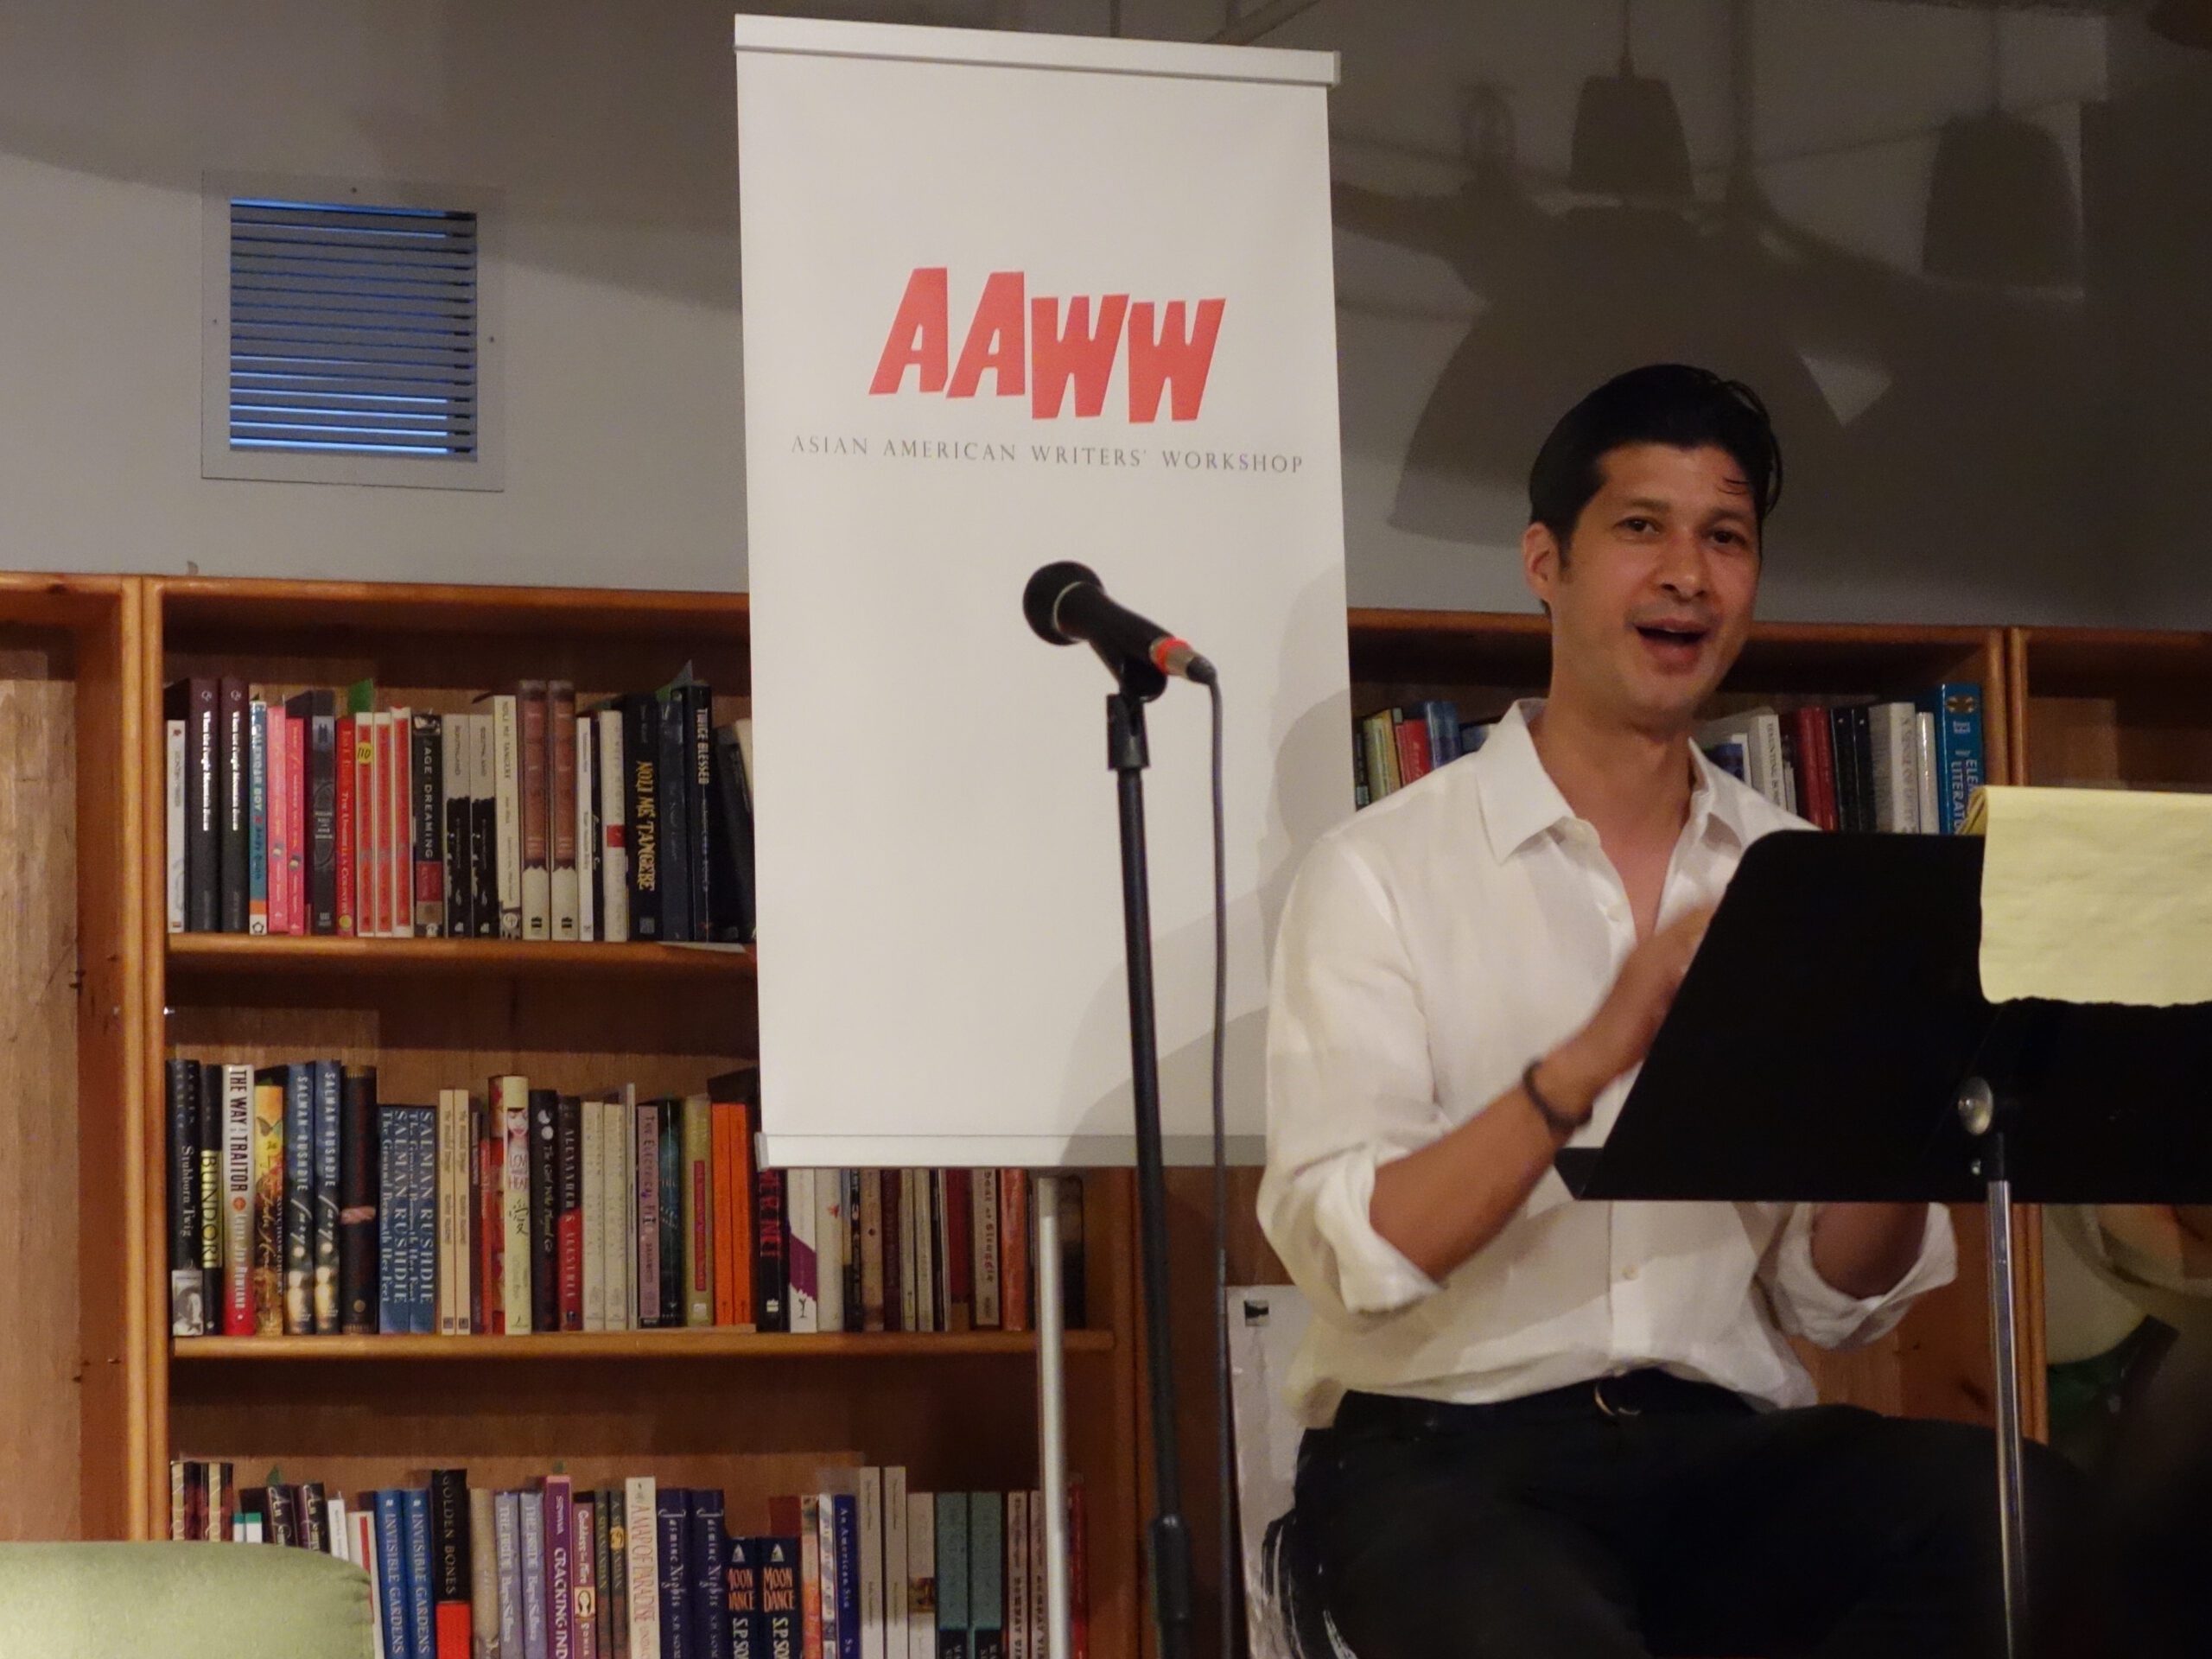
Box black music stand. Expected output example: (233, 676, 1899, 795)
(1554, 830, 2212, 1658)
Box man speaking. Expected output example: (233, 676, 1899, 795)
(1262, 365, 2054, 1657)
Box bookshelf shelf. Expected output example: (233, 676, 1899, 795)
(166, 932, 758, 981)
(173, 1330, 1113, 1362)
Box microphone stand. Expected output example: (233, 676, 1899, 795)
(1104, 652, 1194, 1659)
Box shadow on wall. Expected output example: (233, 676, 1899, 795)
(1325, 3, 2212, 627)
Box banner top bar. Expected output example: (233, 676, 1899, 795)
(730, 13, 1339, 89)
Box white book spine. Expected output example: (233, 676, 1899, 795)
(576, 716, 596, 943)
(499, 1078, 533, 1334)
(817, 1169, 847, 1333)
(621, 1083, 639, 1329)
(166, 719, 186, 931)
(582, 1095, 607, 1332)
(860, 1467, 887, 1659)
(906, 1494, 937, 1659)
(1915, 711, 1941, 836)
(788, 1168, 819, 1333)
(354, 1510, 387, 1659)
(1872, 703, 1918, 833)
(597, 707, 630, 942)
(974, 1170, 1001, 1329)
(1753, 711, 1789, 812)
(493, 695, 522, 938)
(884, 1467, 910, 1659)
(626, 1475, 661, 1659)
(327, 1496, 350, 1562)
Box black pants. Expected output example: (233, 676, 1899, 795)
(1292, 1371, 2082, 1659)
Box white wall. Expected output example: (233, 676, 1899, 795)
(0, 0, 2197, 624)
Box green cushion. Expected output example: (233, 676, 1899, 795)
(0, 1543, 373, 1659)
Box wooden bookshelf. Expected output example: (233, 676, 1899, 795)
(0, 574, 144, 1544)
(126, 575, 1145, 1659)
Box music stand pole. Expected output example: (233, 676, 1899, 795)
(1956, 1077, 2031, 1658)
(1105, 665, 1194, 1659)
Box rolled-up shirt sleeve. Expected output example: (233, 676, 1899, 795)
(1256, 834, 1446, 1327)
(1761, 1201, 1958, 1350)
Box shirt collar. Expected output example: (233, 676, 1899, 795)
(1473, 698, 1751, 863)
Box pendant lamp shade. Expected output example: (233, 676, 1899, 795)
(1569, 70, 1694, 202)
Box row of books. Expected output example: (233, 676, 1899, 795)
(1351, 685, 1986, 834)
(163, 673, 755, 944)
(1694, 686, 1986, 834)
(167, 1462, 1087, 1659)
(166, 1059, 1080, 1339)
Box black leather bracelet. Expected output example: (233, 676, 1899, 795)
(1522, 1058, 1587, 1141)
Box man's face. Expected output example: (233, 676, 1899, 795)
(1522, 442, 1760, 734)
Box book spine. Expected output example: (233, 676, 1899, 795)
(1922, 682, 1985, 835)
(473, 1096, 493, 1335)
(378, 1491, 414, 1659)
(660, 1491, 694, 1659)
(302, 692, 335, 933)
(883, 1470, 909, 1659)
(524, 1485, 551, 1659)
(263, 700, 284, 935)
(498, 1491, 525, 1659)
(334, 711, 357, 934)
(971, 1173, 998, 1330)
(550, 681, 579, 940)
(932, 1496, 967, 1659)
(712, 720, 757, 945)
(755, 1164, 787, 1334)
(728, 1535, 760, 1659)
(694, 1490, 731, 1659)
(531, 1090, 561, 1332)
(579, 716, 598, 944)
(438, 1091, 462, 1337)
(314, 1058, 342, 1333)
(1025, 1496, 1044, 1659)
(576, 1496, 602, 1659)
(815, 1173, 845, 1335)
(844, 1173, 863, 1334)
(726, 1088, 757, 1330)
(378, 1105, 404, 1335)
(858, 1471, 885, 1659)
(583, 1095, 607, 1332)
(626, 696, 661, 940)
(558, 1093, 586, 1331)
(500, 1077, 533, 1336)
(288, 708, 308, 934)
(903, 1499, 934, 1659)
(607, 1090, 634, 1332)
(548, 1478, 576, 1659)
(471, 713, 498, 936)
(658, 1105, 683, 1324)
(606, 1487, 631, 1659)
(414, 711, 446, 936)
(657, 692, 692, 942)
(165, 718, 186, 932)
(711, 1101, 738, 1327)
(943, 1172, 971, 1333)
(626, 1478, 662, 1659)
(387, 708, 412, 938)
(430, 1469, 474, 1659)
(367, 710, 390, 938)
(763, 1538, 800, 1659)
(998, 1174, 1028, 1335)
(442, 713, 471, 938)
(831, 1496, 860, 1659)
(965, 1496, 998, 1659)
(220, 677, 249, 931)
(598, 708, 631, 942)
(898, 1172, 920, 1334)
(186, 679, 220, 931)
(406, 1487, 436, 1659)
(684, 1096, 715, 1326)
(494, 695, 523, 938)
(1916, 710, 1941, 836)
(801, 1498, 823, 1659)
(520, 682, 550, 940)
(471, 1487, 500, 1659)
(255, 1068, 288, 1335)
(687, 684, 714, 941)
(637, 1100, 662, 1327)
(787, 1170, 818, 1334)
(168, 1061, 202, 1334)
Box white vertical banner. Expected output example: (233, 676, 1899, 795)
(735, 16, 1350, 1168)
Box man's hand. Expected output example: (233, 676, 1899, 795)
(1541, 903, 1719, 1120)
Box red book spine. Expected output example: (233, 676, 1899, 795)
(480, 1116, 505, 1335)
(711, 1103, 739, 1326)
(373, 714, 396, 938)
(728, 1099, 757, 1328)
(944, 1169, 974, 1332)
(356, 714, 378, 936)
(266, 709, 289, 937)
(334, 715, 357, 935)
(1793, 705, 1838, 830)
(1394, 710, 1431, 784)
(558, 1203, 585, 1332)
(287, 711, 308, 933)
(1000, 1170, 1030, 1333)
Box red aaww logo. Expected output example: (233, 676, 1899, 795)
(870, 268, 1225, 423)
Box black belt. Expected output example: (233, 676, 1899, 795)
(1334, 1369, 1751, 1434)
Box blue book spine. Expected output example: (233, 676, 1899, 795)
(496, 1491, 525, 1659)
(693, 1490, 732, 1659)
(377, 1107, 402, 1333)
(376, 1490, 414, 1659)
(967, 1492, 1001, 1659)
(522, 1487, 550, 1659)
(760, 1535, 799, 1659)
(410, 1105, 438, 1335)
(934, 1495, 969, 1659)
(659, 1488, 694, 1659)
(405, 1486, 435, 1659)
(249, 701, 268, 923)
(313, 1058, 342, 1332)
(1916, 682, 1985, 836)
(832, 1496, 861, 1659)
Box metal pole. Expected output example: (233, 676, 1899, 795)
(1984, 1135, 2028, 1659)
(1035, 1174, 1075, 1659)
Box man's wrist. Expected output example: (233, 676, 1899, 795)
(1535, 1041, 1609, 1126)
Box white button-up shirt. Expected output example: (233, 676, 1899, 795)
(1259, 700, 1956, 1427)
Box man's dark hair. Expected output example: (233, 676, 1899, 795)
(1527, 363, 1783, 553)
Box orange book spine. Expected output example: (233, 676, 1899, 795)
(1000, 1169, 1030, 1332)
(711, 1103, 739, 1326)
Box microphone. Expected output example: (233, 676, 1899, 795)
(1022, 562, 1216, 686)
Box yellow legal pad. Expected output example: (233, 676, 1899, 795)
(1964, 785, 2212, 1007)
